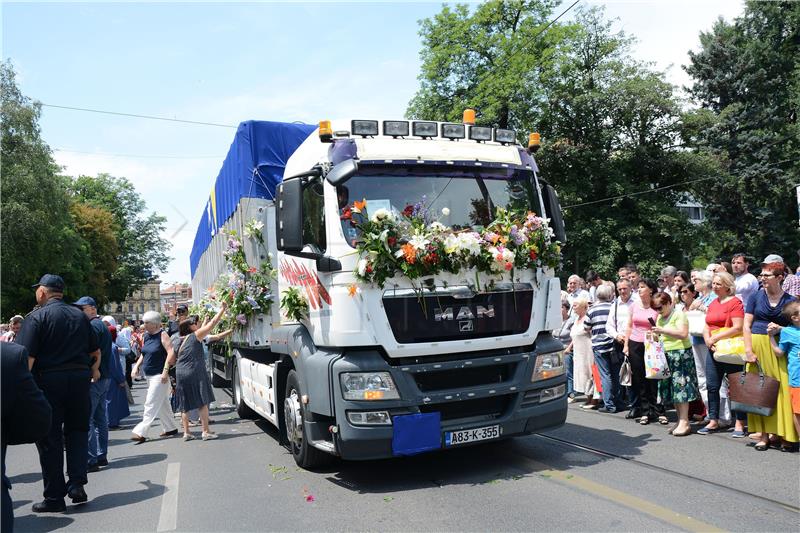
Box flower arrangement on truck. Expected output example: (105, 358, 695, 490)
(189, 111, 568, 468)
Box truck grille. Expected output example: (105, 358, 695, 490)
(413, 363, 516, 392)
(382, 284, 533, 344)
(419, 395, 512, 421)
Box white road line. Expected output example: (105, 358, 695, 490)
(157, 462, 181, 532)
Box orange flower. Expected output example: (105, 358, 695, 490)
(348, 284, 358, 297)
(353, 198, 367, 212)
(401, 243, 416, 264)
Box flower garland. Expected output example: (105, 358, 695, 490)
(194, 223, 276, 334)
(348, 200, 561, 290)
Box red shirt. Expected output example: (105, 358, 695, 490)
(705, 297, 744, 331)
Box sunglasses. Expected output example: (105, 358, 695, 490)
(680, 289, 691, 294)
(652, 306, 663, 311)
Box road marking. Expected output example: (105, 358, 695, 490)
(157, 462, 181, 532)
(523, 458, 725, 533)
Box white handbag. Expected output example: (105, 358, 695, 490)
(686, 309, 706, 337)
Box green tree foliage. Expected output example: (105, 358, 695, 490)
(1, 60, 91, 315)
(407, 0, 575, 131)
(1, 61, 170, 316)
(69, 173, 171, 303)
(408, 4, 711, 277)
(683, 1, 800, 264)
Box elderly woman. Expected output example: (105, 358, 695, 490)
(175, 303, 232, 441)
(130, 311, 178, 442)
(689, 272, 717, 412)
(699, 272, 747, 437)
(624, 279, 663, 424)
(651, 292, 699, 436)
(569, 298, 595, 406)
(586, 284, 622, 412)
(743, 261, 798, 451)
(554, 301, 576, 400)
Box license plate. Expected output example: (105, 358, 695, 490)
(444, 425, 500, 446)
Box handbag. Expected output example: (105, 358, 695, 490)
(644, 332, 671, 380)
(619, 356, 632, 387)
(712, 314, 746, 365)
(686, 309, 706, 337)
(728, 359, 779, 416)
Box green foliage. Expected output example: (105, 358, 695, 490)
(280, 287, 308, 323)
(407, 0, 575, 132)
(683, 1, 800, 265)
(69, 173, 171, 302)
(1, 60, 91, 316)
(69, 202, 120, 305)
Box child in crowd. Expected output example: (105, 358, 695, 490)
(771, 300, 800, 438)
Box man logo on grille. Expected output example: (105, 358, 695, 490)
(434, 305, 495, 321)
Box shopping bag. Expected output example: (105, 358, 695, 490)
(644, 333, 670, 380)
(591, 363, 603, 394)
(619, 356, 632, 387)
(686, 309, 706, 337)
(728, 359, 779, 416)
(712, 327, 746, 365)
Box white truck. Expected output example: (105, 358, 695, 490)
(190, 116, 568, 468)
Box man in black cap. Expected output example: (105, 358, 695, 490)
(167, 304, 188, 337)
(75, 296, 113, 472)
(16, 274, 100, 512)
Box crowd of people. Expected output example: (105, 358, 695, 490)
(0, 275, 231, 527)
(557, 253, 800, 451)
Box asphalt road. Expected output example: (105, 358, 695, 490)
(6, 381, 799, 532)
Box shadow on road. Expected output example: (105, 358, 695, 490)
(13, 514, 74, 532)
(105, 453, 168, 470)
(12, 499, 31, 510)
(68, 480, 166, 513)
(321, 422, 650, 495)
(8, 472, 40, 485)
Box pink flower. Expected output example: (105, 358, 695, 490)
(236, 314, 247, 325)
(305, 494, 315, 502)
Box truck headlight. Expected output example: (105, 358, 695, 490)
(340, 372, 400, 400)
(531, 351, 564, 382)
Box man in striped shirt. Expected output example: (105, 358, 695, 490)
(585, 283, 621, 413)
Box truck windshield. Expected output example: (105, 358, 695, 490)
(336, 166, 542, 248)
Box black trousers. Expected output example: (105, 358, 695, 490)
(627, 340, 664, 418)
(35, 369, 90, 501)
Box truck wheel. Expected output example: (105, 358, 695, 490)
(233, 359, 257, 419)
(211, 368, 227, 388)
(284, 370, 330, 469)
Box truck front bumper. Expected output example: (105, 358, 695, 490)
(328, 339, 567, 461)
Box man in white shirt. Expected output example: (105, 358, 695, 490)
(566, 274, 590, 311)
(732, 253, 759, 304)
(606, 279, 637, 415)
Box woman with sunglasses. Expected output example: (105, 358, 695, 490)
(174, 303, 233, 441)
(651, 292, 699, 436)
(624, 278, 663, 424)
(743, 260, 798, 451)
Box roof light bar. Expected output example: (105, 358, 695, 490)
(351, 120, 379, 137)
(468, 126, 492, 142)
(494, 128, 516, 145)
(412, 121, 438, 138)
(383, 120, 409, 138)
(441, 123, 465, 140)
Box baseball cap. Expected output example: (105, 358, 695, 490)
(31, 274, 65, 291)
(762, 254, 784, 264)
(177, 304, 189, 313)
(74, 296, 97, 308)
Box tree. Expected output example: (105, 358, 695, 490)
(683, 1, 800, 263)
(407, 0, 575, 131)
(70, 202, 120, 305)
(1, 60, 91, 316)
(69, 173, 171, 303)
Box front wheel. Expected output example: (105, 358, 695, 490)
(284, 370, 330, 469)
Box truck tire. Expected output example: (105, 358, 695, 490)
(232, 359, 257, 420)
(284, 370, 331, 469)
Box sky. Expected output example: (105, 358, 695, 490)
(3, 0, 744, 286)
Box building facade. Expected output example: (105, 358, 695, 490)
(161, 283, 193, 316)
(104, 279, 162, 325)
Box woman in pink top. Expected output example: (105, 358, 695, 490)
(624, 279, 664, 424)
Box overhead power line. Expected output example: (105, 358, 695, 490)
(53, 148, 220, 159)
(40, 103, 237, 129)
(562, 176, 716, 209)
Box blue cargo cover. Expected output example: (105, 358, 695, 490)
(190, 120, 316, 277)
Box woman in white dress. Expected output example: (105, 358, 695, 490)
(568, 298, 595, 405)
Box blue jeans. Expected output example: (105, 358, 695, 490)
(564, 351, 574, 395)
(594, 349, 623, 410)
(88, 378, 111, 465)
(704, 350, 747, 422)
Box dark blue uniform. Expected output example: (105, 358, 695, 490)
(16, 297, 99, 504)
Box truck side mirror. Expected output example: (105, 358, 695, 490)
(276, 178, 304, 252)
(543, 183, 567, 244)
(325, 159, 358, 186)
